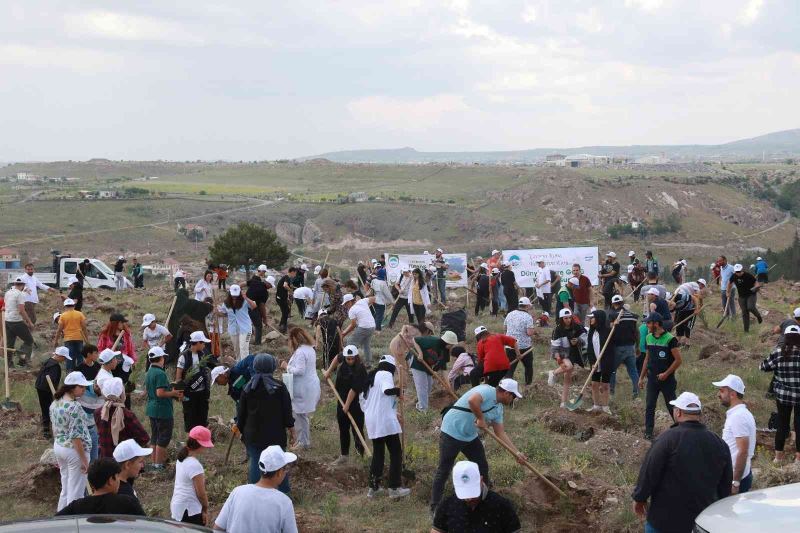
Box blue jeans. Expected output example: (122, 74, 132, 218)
(610, 345, 639, 396)
(246, 444, 290, 494)
(644, 522, 660, 533)
(64, 340, 84, 371)
(739, 471, 753, 493)
(498, 283, 507, 311)
(374, 304, 386, 331)
(437, 277, 447, 303)
(88, 424, 99, 462)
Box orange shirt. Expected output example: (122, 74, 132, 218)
(59, 309, 86, 341)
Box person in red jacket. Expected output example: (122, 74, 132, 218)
(475, 326, 520, 387)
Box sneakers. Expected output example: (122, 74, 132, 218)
(585, 405, 599, 413)
(559, 402, 567, 409)
(367, 487, 384, 498)
(388, 487, 411, 499)
(601, 406, 612, 415)
(331, 455, 348, 466)
(547, 371, 556, 387)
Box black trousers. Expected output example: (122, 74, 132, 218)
(182, 396, 209, 433)
(249, 307, 263, 344)
(430, 433, 489, 509)
(37, 388, 53, 431)
(388, 298, 413, 327)
(738, 295, 762, 333)
(277, 299, 290, 331)
(413, 304, 426, 326)
(180, 510, 204, 525)
(174, 277, 186, 290)
(134, 275, 144, 289)
(337, 405, 365, 456)
(504, 288, 518, 311)
(506, 347, 533, 385)
(645, 375, 676, 437)
(4, 321, 33, 364)
(295, 298, 307, 319)
(775, 402, 800, 453)
(475, 291, 489, 316)
(370, 433, 402, 489)
(217, 278, 227, 290)
(483, 369, 506, 387)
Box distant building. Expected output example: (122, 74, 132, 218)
(564, 154, 610, 167)
(348, 191, 368, 202)
(0, 248, 21, 270)
(15, 172, 41, 182)
(634, 155, 671, 165)
(97, 190, 118, 199)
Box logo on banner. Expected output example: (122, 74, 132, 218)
(388, 256, 400, 268)
(509, 254, 521, 266)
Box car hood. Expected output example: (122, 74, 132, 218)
(695, 482, 800, 531)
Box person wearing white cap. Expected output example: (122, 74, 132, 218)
(732, 262, 762, 333)
(113, 256, 127, 291)
(214, 445, 299, 533)
(754, 255, 769, 283)
(632, 391, 732, 533)
(639, 313, 683, 440)
(95, 377, 150, 459)
(323, 345, 368, 465)
(360, 354, 411, 499)
(432, 460, 521, 533)
(53, 297, 87, 370)
(342, 292, 378, 365)
(672, 281, 702, 347)
(548, 308, 586, 407)
(34, 346, 71, 438)
(3, 276, 34, 367)
(50, 371, 93, 511)
(279, 328, 321, 449)
(433, 249, 449, 305)
(670, 258, 687, 285)
(221, 283, 256, 360)
(713, 375, 756, 493)
(113, 439, 153, 501)
(95, 348, 121, 393)
(66, 275, 84, 311)
(774, 307, 800, 347)
(760, 325, 800, 464)
(407, 330, 459, 412)
(142, 313, 172, 351)
(431, 378, 525, 514)
(599, 252, 621, 309)
(645, 286, 673, 331)
(628, 250, 637, 262)
(504, 297, 535, 386)
(194, 270, 215, 302)
(176, 331, 214, 431)
(173, 265, 187, 291)
(55, 457, 145, 517)
(639, 271, 666, 317)
(387, 268, 415, 328)
(145, 346, 182, 470)
(717, 255, 737, 319)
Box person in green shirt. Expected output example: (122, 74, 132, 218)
(557, 280, 574, 312)
(409, 331, 458, 412)
(145, 347, 183, 469)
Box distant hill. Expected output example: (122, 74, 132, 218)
(299, 129, 800, 164)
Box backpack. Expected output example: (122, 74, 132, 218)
(440, 309, 467, 342)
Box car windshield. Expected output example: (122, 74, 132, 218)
(92, 260, 115, 277)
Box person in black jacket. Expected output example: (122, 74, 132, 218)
(324, 344, 368, 466)
(732, 264, 762, 333)
(246, 269, 269, 345)
(175, 331, 215, 432)
(56, 458, 145, 517)
(67, 276, 84, 312)
(275, 268, 296, 333)
(632, 392, 731, 533)
(35, 347, 71, 438)
(474, 266, 490, 316)
(237, 354, 295, 491)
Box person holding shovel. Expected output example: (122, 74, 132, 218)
(430, 378, 524, 517)
(388, 268, 415, 328)
(504, 297, 535, 387)
(3, 276, 34, 367)
(341, 293, 377, 365)
(145, 346, 182, 471)
(323, 344, 368, 466)
(638, 313, 682, 440)
(176, 331, 214, 432)
(34, 346, 71, 438)
(585, 309, 613, 414)
(475, 326, 520, 387)
(548, 309, 587, 408)
(732, 263, 762, 333)
(408, 330, 458, 412)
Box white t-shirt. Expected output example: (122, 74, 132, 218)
(3, 288, 26, 322)
(361, 370, 401, 439)
(292, 287, 313, 301)
(177, 352, 201, 370)
(215, 484, 298, 533)
(194, 279, 214, 301)
(170, 456, 205, 521)
(143, 324, 171, 348)
(535, 268, 551, 295)
(348, 298, 376, 329)
(20, 272, 49, 304)
(722, 403, 756, 479)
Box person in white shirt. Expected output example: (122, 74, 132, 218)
(171, 426, 214, 525)
(173, 267, 187, 291)
(713, 374, 756, 494)
(21, 263, 57, 325)
(292, 286, 314, 321)
(214, 446, 299, 533)
(279, 328, 321, 449)
(194, 270, 215, 301)
(141, 313, 172, 349)
(360, 354, 411, 499)
(3, 277, 35, 366)
(341, 294, 377, 365)
(504, 297, 535, 386)
(534, 260, 551, 314)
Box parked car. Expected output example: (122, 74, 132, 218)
(0, 516, 210, 532)
(3, 255, 123, 290)
(694, 482, 800, 532)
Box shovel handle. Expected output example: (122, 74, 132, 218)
(325, 377, 372, 457)
(573, 314, 622, 400)
(485, 428, 565, 497)
(224, 429, 236, 465)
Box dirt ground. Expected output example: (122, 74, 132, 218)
(0, 278, 797, 531)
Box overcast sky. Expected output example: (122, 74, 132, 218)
(2, 0, 799, 161)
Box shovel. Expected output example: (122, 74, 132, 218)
(716, 296, 733, 329)
(325, 376, 372, 457)
(1, 311, 20, 411)
(565, 315, 620, 412)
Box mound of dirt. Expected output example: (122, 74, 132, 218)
(291, 457, 367, 492)
(539, 408, 627, 438)
(14, 463, 60, 502)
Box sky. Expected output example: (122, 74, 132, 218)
(2, 0, 799, 161)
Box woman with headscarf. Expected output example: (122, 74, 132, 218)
(360, 354, 410, 499)
(371, 265, 394, 331)
(761, 325, 800, 462)
(322, 278, 347, 326)
(94, 377, 150, 458)
(585, 309, 614, 414)
(280, 327, 321, 450)
(407, 268, 430, 327)
(237, 354, 295, 490)
(548, 309, 587, 409)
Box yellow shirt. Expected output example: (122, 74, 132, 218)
(59, 309, 85, 341)
(412, 284, 423, 306)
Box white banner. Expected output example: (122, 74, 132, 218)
(502, 247, 599, 288)
(384, 253, 468, 288)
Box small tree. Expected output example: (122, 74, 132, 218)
(208, 222, 289, 277)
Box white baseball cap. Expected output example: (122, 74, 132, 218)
(491, 268, 500, 274)
(784, 324, 800, 335)
(480, 262, 489, 269)
(343, 345, 359, 357)
(712, 374, 745, 395)
(370, 259, 378, 264)
(342, 293, 355, 304)
(502, 261, 511, 267)
(259, 445, 297, 473)
(669, 391, 702, 413)
(733, 264, 743, 272)
(568, 277, 579, 285)
(64, 371, 92, 387)
(491, 249, 500, 255)
(141, 313, 156, 327)
(680, 259, 687, 266)
(627, 265, 634, 273)
(211, 366, 229, 384)
(257, 264, 268, 272)
(13, 276, 24, 284)
(793, 307, 800, 319)
(67, 276, 79, 285)
(63, 298, 76, 307)
(436, 248, 443, 253)
(558, 308, 572, 318)
(441, 331, 458, 345)
(118, 255, 124, 260)
(379, 354, 396, 366)
(53, 346, 72, 360)
(452, 461, 481, 499)
(474, 325, 488, 337)
(611, 295, 624, 304)
(628, 251, 636, 257)
(756, 256, 763, 261)
(300, 263, 308, 271)
(606, 251, 617, 258)
(647, 287, 660, 296)
(665, 291, 672, 299)
(148, 346, 166, 360)
(98, 348, 120, 364)
(317, 308, 328, 317)
(101, 377, 125, 398)
(423, 251, 430, 255)
(265, 275, 276, 286)
(697, 278, 707, 287)
(229, 284, 242, 296)
(190, 331, 211, 343)
(314, 265, 322, 274)
(518, 297, 531, 307)
(113, 439, 153, 463)
(498, 378, 523, 399)
(543, 312, 549, 317)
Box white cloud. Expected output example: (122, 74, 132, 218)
(575, 8, 605, 33)
(346, 94, 470, 130)
(624, 0, 665, 11)
(738, 0, 764, 25)
(521, 4, 538, 23)
(0, 43, 120, 71)
(64, 10, 205, 45)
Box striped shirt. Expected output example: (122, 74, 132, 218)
(760, 345, 800, 405)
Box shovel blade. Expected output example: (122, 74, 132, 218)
(565, 393, 584, 411)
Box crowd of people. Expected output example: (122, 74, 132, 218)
(1, 246, 797, 532)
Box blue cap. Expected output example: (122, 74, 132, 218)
(645, 313, 664, 324)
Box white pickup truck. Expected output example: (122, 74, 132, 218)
(4, 256, 127, 290)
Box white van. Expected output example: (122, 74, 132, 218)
(694, 482, 800, 532)
(5, 256, 125, 290)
